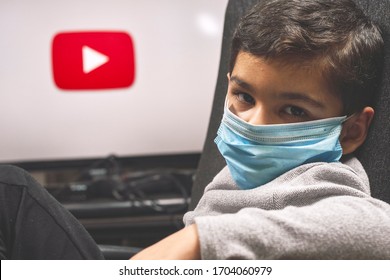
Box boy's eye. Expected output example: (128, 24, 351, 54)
(236, 92, 255, 105)
(283, 106, 307, 118)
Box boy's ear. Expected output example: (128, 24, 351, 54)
(340, 107, 374, 155)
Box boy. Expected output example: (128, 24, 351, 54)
(131, 0, 390, 259)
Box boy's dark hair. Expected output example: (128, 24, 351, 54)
(230, 0, 384, 115)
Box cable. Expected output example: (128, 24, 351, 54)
(112, 171, 191, 214)
(47, 155, 194, 215)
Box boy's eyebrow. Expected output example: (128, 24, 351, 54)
(229, 76, 255, 92)
(278, 92, 325, 109)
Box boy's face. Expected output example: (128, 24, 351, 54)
(227, 51, 344, 125)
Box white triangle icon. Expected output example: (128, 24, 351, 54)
(82, 45, 109, 74)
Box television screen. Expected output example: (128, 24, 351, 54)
(0, 0, 227, 164)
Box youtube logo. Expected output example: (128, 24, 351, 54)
(52, 31, 135, 90)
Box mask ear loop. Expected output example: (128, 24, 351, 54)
(342, 113, 356, 124)
(225, 94, 242, 116)
(224, 95, 230, 109)
(224, 95, 235, 114)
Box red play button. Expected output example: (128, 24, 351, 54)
(52, 31, 135, 90)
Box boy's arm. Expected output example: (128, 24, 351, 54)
(192, 197, 390, 259)
(130, 224, 200, 260)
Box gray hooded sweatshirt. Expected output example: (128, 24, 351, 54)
(183, 156, 390, 259)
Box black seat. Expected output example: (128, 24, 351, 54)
(189, 0, 390, 210)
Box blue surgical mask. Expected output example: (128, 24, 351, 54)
(215, 103, 347, 190)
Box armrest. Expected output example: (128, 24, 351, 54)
(98, 244, 142, 260)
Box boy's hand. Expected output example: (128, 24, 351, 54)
(130, 224, 201, 260)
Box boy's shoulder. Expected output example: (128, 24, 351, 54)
(278, 155, 370, 194)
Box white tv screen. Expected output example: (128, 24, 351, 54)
(0, 0, 228, 163)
